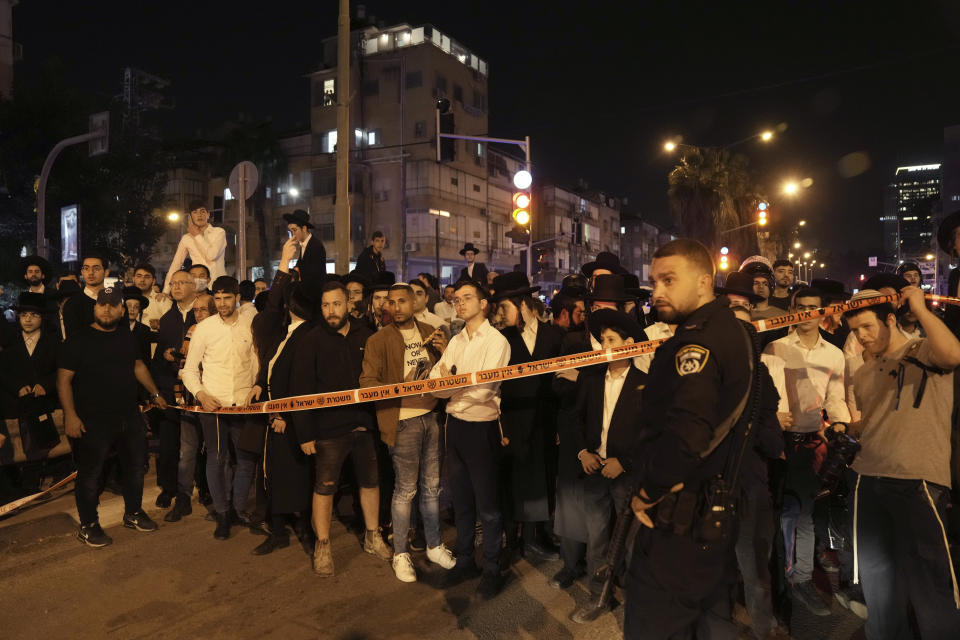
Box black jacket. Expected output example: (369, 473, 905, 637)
(741, 362, 784, 493)
(458, 262, 489, 286)
(574, 363, 647, 471)
(129, 321, 154, 365)
(500, 321, 563, 455)
(354, 246, 385, 279)
(629, 298, 752, 500)
(296, 236, 327, 287)
(0, 331, 60, 418)
(150, 304, 195, 396)
(291, 317, 374, 444)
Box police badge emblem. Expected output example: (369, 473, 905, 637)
(675, 345, 709, 376)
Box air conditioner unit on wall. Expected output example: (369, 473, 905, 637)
(404, 242, 420, 252)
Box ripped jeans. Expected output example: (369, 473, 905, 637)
(389, 412, 442, 554)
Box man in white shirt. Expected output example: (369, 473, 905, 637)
(238, 280, 257, 322)
(133, 264, 172, 332)
(434, 285, 457, 322)
(181, 276, 259, 541)
(762, 286, 850, 616)
(408, 279, 447, 329)
(163, 203, 227, 292)
(429, 279, 510, 599)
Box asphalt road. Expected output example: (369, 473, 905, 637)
(0, 470, 865, 640)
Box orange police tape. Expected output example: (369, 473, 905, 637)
(0, 471, 78, 516)
(178, 292, 906, 416)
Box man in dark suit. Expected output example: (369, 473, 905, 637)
(284, 209, 326, 286)
(0, 292, 60, 495)
(20, 255, 60, 338)
(570, 308, 647, 623)
(458, 242, 489, 285)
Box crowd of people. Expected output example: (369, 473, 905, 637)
(2, 201, 960, 639)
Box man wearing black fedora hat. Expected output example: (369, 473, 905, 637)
(20, 254, 59, 336)
(284, 209, 327, 287)
(580, 251, 628, 291)
(122, 286, 154, 365)
(490, 271, 563, 562)
(368, 271, 397, 329)
(569, 308, 647, 623)
(458, 242, 489, 285)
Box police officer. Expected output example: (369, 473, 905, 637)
(625, 238, 754, 638)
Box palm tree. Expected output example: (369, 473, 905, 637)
(667, 147, 762, 260)
(215, 120, 288, 280)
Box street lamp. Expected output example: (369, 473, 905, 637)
(167, 211, 180, 222)
(663, 141, 677, 152)
(925, 253, 935, 260)
(760, 130, 774, 142)
(798, 219, 806, 226)
(289, 187, 300, 198)
(783, 181, 800, 196)
(794, 241, 801, 249)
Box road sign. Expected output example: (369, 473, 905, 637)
(868, 256, 878, 267)
(228, 161, 259, 199)
(88, 112, 109, 157)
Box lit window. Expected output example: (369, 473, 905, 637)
(368, 131, 377, 145)
(323, 130, 337, 153)
(355, 128, 363, 145)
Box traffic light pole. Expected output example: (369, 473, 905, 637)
(436, 130, 532, 277)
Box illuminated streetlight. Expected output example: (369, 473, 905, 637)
(760, 130, 774, 142)
(820, 263, 825, 268)
(794, 241, 801, 249)
(783, 181, 800, 196)
(798, 219, 806, 226)
(167, 211, 180, 222)
(663, 141, 677, 152)
(788, 252, 794, 258)
(925, 253, 935, 260)
(804, 252, 811, 259)
(289, 187, 300, 198)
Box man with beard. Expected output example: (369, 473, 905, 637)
(625, 238, 755, 638)
(769, 259, 795, 311)
(58, 287, 168, 547)
(181, 276, 260, 541)
(292, 281, 393, 576)
(133, 264, 171, 333)
(62, 252, 110, 340)
(20, 255, 59, 337)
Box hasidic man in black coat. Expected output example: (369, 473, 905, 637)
(284, 209, 326, 287)
(569, 309, 647, 623)
(458, 242, 489, 285)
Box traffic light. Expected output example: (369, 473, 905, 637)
(509, 169, 532, 244)
(757, 201, 768, 226)
(436, 98, 455, 163)
(506, 224, 530, 244)
(719, 246, 730, 271)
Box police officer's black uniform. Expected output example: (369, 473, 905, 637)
(625, 297, 753, 639)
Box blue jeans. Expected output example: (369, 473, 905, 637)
(389, 412, 442, 554)
(200, 415, 258, 515)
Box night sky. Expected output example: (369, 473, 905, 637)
(12, 0, 960, 270)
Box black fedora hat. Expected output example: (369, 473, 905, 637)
(20, 255, 52, 284)
(585, 274, 634, 303)
(716, 271, 763, 304)
(896, 262, 922, 278)
(561, 273, 588, 290)
(622, 273, 651, 300)
(459, 242, 481, 256)
(809, 278, 851, 302)
(15, 291, 51, 313)
(122, 286, 150, 311)
(368, 271, 396, 292)
(581, 251, 627, 278)
(282, 209, 314, 228)
(56, 279, 81, 300)
(589, 308, 646, 343)
(344, 270, 372, 289)
(864, 272, 908, 292)
(490, 271, 540, 302)
(937, 208, 960, 256)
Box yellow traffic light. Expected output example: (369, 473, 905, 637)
(512, 190, 531, 227)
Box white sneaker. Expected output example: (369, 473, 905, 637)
(392, 552, 417, 583)
(426, 543, 457, 570)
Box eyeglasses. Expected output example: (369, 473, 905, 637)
(170, 280, 192, 287)
(454, 294, 478, 306)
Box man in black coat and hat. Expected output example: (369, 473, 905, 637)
(21, 255, 59, 337)
(284, 209, 327, 286)
(458, 242, 489, 285)
(580, 251, 628, 291)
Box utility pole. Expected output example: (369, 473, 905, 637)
(334, 0, 351, 274)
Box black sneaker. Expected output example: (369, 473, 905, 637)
(409, 528, 427, 552)
(123, 510, 159, 532)
(155, 492, 174, 509)
(477, 571, 503, 600)
(445, 562, 481, 588)
(77, 522, 113, 548)
(793, 580, 831, 616)
(164, 495, 192, 523)
(549, 567, 582, 590)
(214, 512, 231, 540)
(198, 491, 213, 507)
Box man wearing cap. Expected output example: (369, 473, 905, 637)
(491, 272, 563, 562)
(0, 292, 60, 495)
(284, 209, 327, 286)
(355, 230, 387, 279)
(625, 239, 755, 637)
(580, 251, 628, 291)
(844, 285, 960, 637)
(458, 242, 489, 285)
(897, 261, 923, 288)
(62, 251, 110, 341)
(359, 283, 456, 583)
(769, 259, 795, 310)
(762, 286, 850, 616)
(569, 308, 647, 623)
(163, 202, 227, 292)
(58, 286, 168, 548)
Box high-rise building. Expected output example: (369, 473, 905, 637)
(0, 0, 15, 100)
(882, 164, 940, 282)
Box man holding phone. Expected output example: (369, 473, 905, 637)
(163, 201, 227, 293)
(360, 284, 456, 583)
